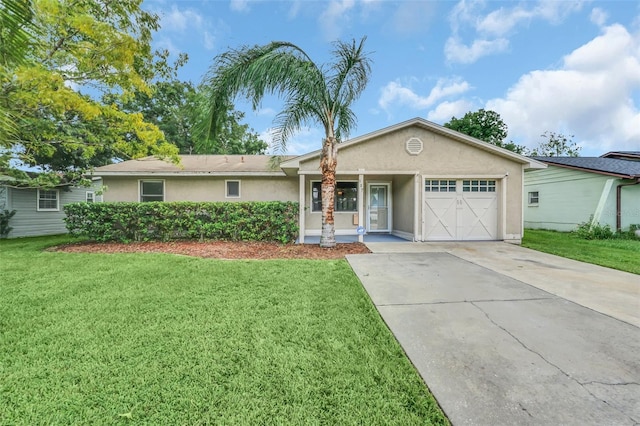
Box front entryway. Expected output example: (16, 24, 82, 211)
(423, 179, 498, 241)
(367, 183, 391, 232)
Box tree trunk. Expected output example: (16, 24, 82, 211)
(319, 135, 338, 248)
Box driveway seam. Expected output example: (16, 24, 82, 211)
(470, 301, 638, 424)
(376, 297, 555, 307)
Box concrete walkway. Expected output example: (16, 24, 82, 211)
(346, 242, 640, 425)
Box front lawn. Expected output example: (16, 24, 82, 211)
(522, 229, 640, 274)
(0, 236, 447, 424)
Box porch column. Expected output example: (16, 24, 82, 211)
(298, 174, 305, 244)
(358, 171, 364, 243)
(502, 174, 508, 240)
(414, 173, 421, 241)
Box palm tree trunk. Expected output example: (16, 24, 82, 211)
(320, 136, 338, 248)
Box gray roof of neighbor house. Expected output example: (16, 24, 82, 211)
(532, 156, 640, 178)
(600, 151, 640, 160)
(94, 155, 297, 176)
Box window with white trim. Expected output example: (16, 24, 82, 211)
(226, 180, 240, 198)
(311, 181, 358, 212)
(424, 180, 456, 192)
(463, 180, 496, 192)
(140, 180, 164, 202)
(37, 189, 59, 211)
(528, 191, 539, 205)
(86, 191, 95, 203)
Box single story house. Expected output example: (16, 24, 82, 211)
(94, 118, 545, 244)
(524, 152, 640, 232)
(0, 176, 102, 238)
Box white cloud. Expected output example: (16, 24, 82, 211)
(230, 0, 250, 13)
(160, 5, 203, 32)
(447, 0, 585, 64)
(203, 31, 215, 51)
(444, 36, 509, 64)
(486, 24, 640, 154)
(378, 78, 471, 111)
(427, 100, 475, 123)
(390, 1, 436, 35)
(319, 0, 356, 40)
(590, 8, 608, 27)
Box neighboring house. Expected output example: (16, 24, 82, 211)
(94, 118, 545, 243)
(0, 176, 102, 238)
(524, 152, 640, 232)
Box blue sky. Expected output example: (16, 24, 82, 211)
(144, 0, 640, 156)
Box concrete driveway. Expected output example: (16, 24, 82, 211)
(346, 242, 640, 425)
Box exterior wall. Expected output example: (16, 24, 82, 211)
(303, 174, 359, 234)
(299, 125, 524, 241)
(5, 181, 102, 238)
(392, 175, 415, 236)
(524, 166, 640, 231)
(102, 176, 298, 203)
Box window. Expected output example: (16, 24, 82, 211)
(425, 180, 456, 192)
(226, 180, 240, 198)
(140, 180, 164, 202)
(463, 180, 496, 192)
(37, 189, 59, 211)
(528, 191, 539, 205)
(311, 181, 358, 212)
(86, 191, 95, 203)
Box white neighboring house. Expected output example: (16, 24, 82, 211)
(524, 152, 640, 232)
(0, 176, 103, 238)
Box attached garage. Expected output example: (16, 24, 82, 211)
(423, 179, 498, 241)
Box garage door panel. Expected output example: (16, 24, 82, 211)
(423, 196, 457, 240)
(459, 196, 498, 240)
(423, 179, 498, 241)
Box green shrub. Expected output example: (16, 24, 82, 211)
(574, 220, 614, 240)
(0, 209, 16, 238)
(64, 201, 299, 243)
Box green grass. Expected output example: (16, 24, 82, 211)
(0, 236, 448, 425)
(522, 229, 640, 274)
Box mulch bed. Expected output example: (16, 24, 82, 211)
(51, 240, 371, 260)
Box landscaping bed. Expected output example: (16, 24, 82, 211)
(51, 240, 371, 259)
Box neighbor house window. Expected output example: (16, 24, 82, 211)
(86, 191, 95, 203)
(528, 191, 539, 205)
(311, 181, 358, 212)
(226, 180, 240, 198)
(37, 189, 59, 211)
(139, 180, 164, 202)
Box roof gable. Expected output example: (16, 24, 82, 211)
(280, 117, 545, 170)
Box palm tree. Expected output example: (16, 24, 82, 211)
(200, 38, 372, 248)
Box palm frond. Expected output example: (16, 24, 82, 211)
(199, 41, 325, 152)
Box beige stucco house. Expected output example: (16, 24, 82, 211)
(95, 118, 545, 244)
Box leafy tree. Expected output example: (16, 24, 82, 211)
(444, 109, 527, 154)
(530, 131, 581, 157)
(1, 0, 180, 187)
(201, 38, 372, 247)
(107, 80, 268, 155)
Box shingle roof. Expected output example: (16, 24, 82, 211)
(532, 156, 640, 178)
(95, 155, 296, 176)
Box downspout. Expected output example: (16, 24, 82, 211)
(616, 178, 640, 231)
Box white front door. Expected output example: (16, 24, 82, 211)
(423, 179, 498, 241)
(367, 183, 391, 232)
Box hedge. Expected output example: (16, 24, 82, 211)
(64, 201, 299, 243)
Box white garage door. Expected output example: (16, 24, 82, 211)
(423, 179, 498, 241)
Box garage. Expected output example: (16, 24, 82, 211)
(423, 179, 498, 241)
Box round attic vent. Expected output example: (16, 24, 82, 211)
(405, 137, 423, 155)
